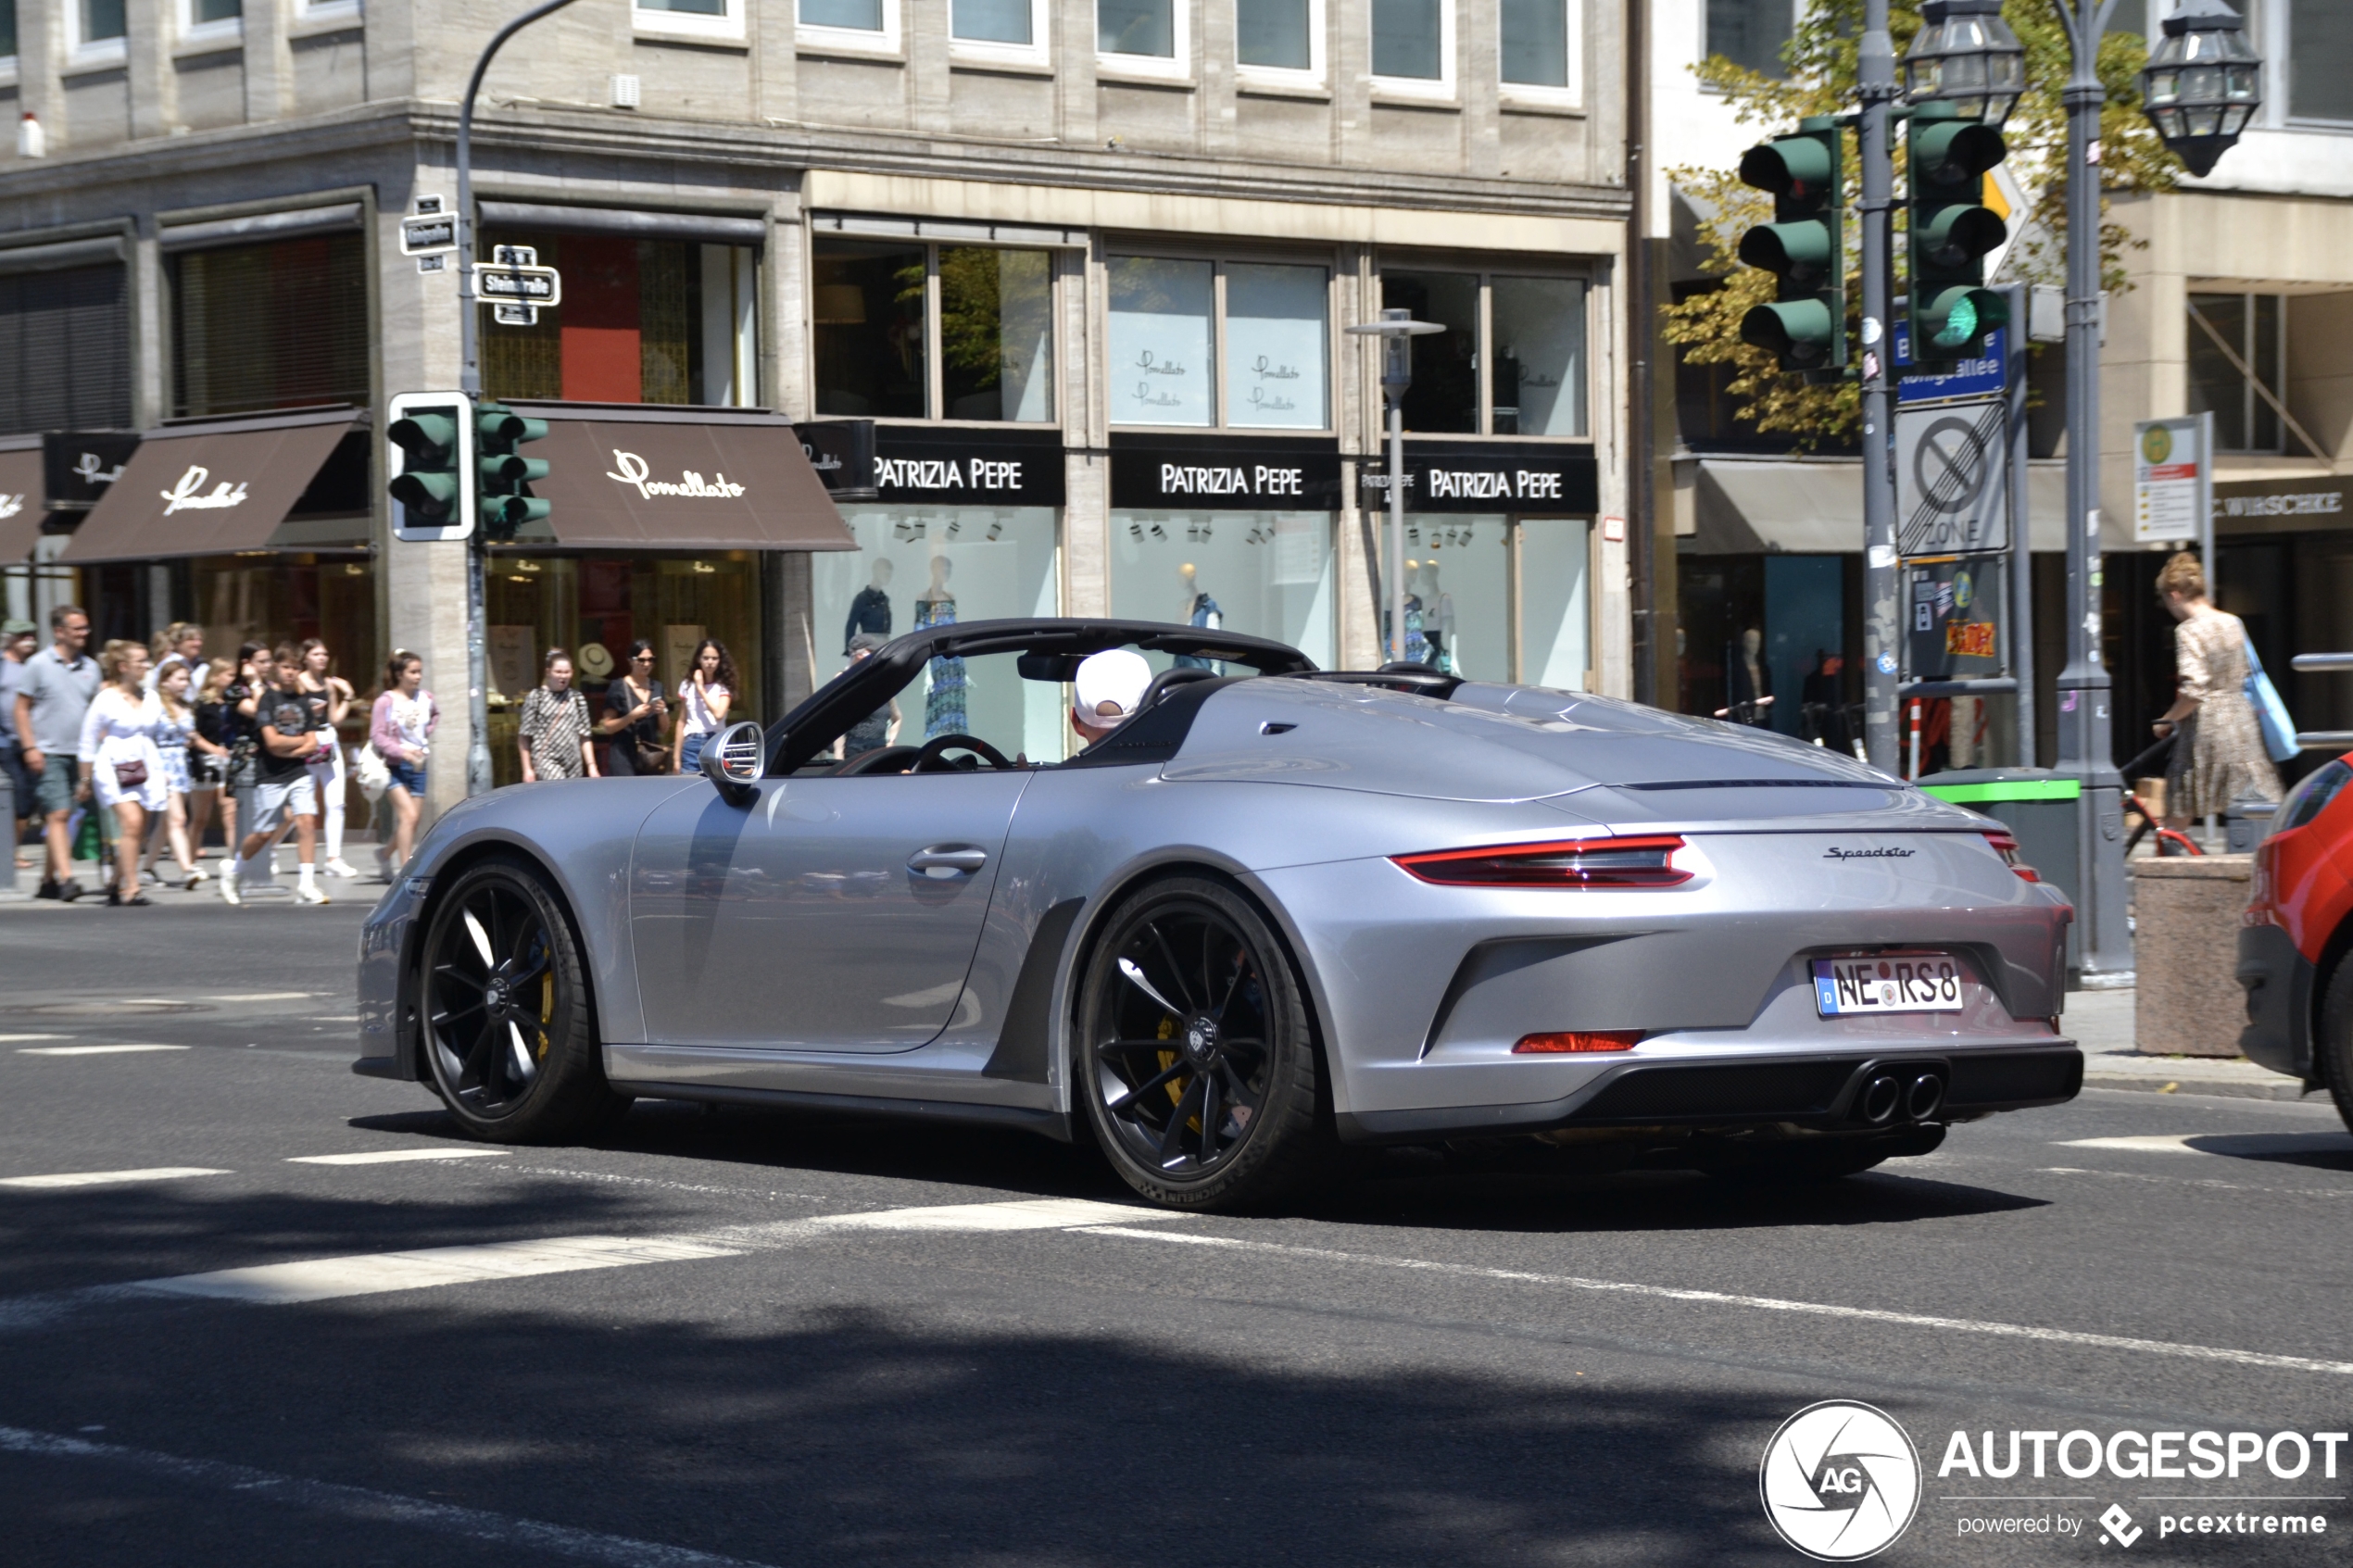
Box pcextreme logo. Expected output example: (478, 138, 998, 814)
(1760, 1400, 1923, 1561)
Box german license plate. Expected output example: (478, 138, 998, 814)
(1813, 955, 1964, 1016)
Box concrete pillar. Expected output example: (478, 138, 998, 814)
(245, 0, 293, 122)
(124, 0, 175, 140)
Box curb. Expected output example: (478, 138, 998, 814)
(2082, 1072, 2324, 1103)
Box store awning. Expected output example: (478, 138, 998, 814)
(0, 439, 44, 563)
(1690, 457, 2069, 556)
(497, 403, 855, 552)
(59, 407, 361, 565)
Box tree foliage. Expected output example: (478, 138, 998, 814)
(1660, 0, 2183, 449)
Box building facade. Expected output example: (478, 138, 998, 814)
(0, 0, 1635, 822)
(1642, 0, 2353, 779)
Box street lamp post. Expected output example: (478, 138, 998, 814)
(1346, 308, 1444, 666)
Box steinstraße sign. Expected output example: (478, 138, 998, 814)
(1356, 438, 1599, 515)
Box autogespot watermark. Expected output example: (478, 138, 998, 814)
(1760, 1405, 2350, 1556)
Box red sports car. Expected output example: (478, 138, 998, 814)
(2238, 754, 2353, 1132)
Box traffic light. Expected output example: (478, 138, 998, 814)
(1734, 114, 1846, 373)
(387, 391, 475, 543)
(476, 403, 551, 540)
(1906, 102, 2009, 362)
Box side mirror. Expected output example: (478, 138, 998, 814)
(701, 721, 765, 807)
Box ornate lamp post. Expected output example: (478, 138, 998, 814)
(1346, 307, 1445, 665)
(1902, 0, 2026, 127)
(2140, 0, 2263, 177)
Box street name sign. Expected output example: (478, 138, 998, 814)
(1895, 397, 2009, 557)
(2133, 415, 2209, 544)
(472, 263, 561, 309)
(1893, 321, 2007, 406)
(399, 213, 458, 257)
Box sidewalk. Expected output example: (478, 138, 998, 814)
(2066, 987, 2327, 1102)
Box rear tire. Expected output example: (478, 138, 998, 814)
(2316, 960, 2353, 1136)
(1076, 876, 1329, 1211)
(420, 855, 628, 1143)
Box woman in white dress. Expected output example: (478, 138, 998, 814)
(143, 655, 206, 889)
(77, 639, 169, 907)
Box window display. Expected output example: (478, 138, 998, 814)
(1226, 263, 1329, 430)
(812, 505, 1064, 757)
(1109, 510, 1335, 668)
(1109, 256, 1215, 427)
(1388, 515, 1588, 686)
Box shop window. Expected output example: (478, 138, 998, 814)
(1237, 0, 1317, 78)
(2290, 0, 2353, 122)
(1501, 0, 1571, 92)
(1380, 267, 1587, 437)
(1109, 254, 1330, 430)
(1383, 517, 1587, 686)
(194, 555, 376, 714)
(2187, 292, 2284, 454)
(482, 232, 761, 408)
(1099, 0, 1176, 59)
(812, 238, 1055, 422)
(0, 263, 131, 435)
(1110, 510, 1335, 669)
(814, 505, 1063, 754)
(641, 0, 743, 42)
(172, 233, 368, 419)
(1705, 0, 1790, 79)
(484, 553, 765, 786)
(1372, 0, 1447, 86)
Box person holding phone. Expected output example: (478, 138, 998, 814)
(599, 640, 670, 775)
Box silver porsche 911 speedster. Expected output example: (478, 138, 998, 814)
(356, 617, 2080, 1210)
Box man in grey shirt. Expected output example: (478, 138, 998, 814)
(14, 604, 100, 900)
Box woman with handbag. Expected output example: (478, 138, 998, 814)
(76, 640, 169, 907)
(186, 661, 240, 869)
(598, 639, 670, 776)
(141, 655, 206, 890)
(295, 638, 359, 878)
(517, 647, 600, 782)
(369, 650, 437, 880)
(2153, 550, 2281, 836)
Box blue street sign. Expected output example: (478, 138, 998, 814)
(1894, 321, 2007, 405)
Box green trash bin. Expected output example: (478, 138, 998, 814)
(1916, 768, 2083, 981)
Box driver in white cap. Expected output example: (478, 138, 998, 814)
(1071, 648, 1153, 745)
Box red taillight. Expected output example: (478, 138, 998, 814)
(1515, 1031, 1643, 1053)
(1982, 830, 2041, 883)
(1392, 835, 1692, 889)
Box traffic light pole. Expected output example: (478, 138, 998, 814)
(453, 0, 584, 796)
(2054, 0, 2132, 984)
(1858, 0, 1901, 774)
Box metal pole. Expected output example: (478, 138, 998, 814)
(2198, 405, 2217, 847)
(2055, 0, 2130, 982)
(454, 0, 585, 796)
(1624, 0, 1655, 706)
(1389, 394, 1405, 664)
(1858, 0, 1901, 773)
(2003, 281, 2034, 766)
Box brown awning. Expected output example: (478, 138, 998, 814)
(59, 407, 359, 566)
(0, 439, 42, 563)
(498, 402, 854, 553)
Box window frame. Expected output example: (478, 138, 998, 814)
(1373, 256, 1594, 439)
(633, 0, 747, 44)
(1096, 0, 1190, 83)
(180, 0, 244, 50)
(293, 0, 360, 30)
(1105, 247, 1339, 435)
(1699, 0, 1794, 87)
(68, 0, 131, 70)
(808, 235, 1063, 428)
(0, 0, 19, 82)
(1497, 0, 1579, 108)
(1234, 0, 1325, 92)
(950, 0, 1049, 67)
(2279, 0, 2353, 128)
(1369, 0, 1454, 101)
(2189, 290, 2288, 457)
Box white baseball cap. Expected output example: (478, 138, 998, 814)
(1073, 647, 1152, 725)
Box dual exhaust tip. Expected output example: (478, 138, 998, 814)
(1856, 1070, 1944, 1126)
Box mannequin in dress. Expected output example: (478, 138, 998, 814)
(1725, 627, 1771, 725)
(914, 553, 965, 736)
(1419, 560, 1456, 674)
(1402, 559, 1428, 666)
(1175, 562, 1222, 670)
(844, 556, 892, 654)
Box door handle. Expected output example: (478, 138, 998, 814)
(908, 846, 988, 876)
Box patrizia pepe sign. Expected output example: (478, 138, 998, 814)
(1109, 433, 1343, 511)
(1357, 438, 1600, 515)
(605, 450, 746, 500)
(159, 465, 251, 515)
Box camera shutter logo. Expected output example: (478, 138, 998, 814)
(1759, 1400, 1921, 1561)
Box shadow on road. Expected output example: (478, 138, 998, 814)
(2182, 1130, 2353, 1173)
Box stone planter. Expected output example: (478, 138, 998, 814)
(2129, 853, 2254, 1058)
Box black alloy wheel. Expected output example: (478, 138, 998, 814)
(421, 856, 626, 1142)
(1079, 876, 1327, 1210)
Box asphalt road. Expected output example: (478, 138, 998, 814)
(2, 888, 2349, 1566)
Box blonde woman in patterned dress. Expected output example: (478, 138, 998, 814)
(2151, 550, 2279, 833)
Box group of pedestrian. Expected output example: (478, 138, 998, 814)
(4, 604, 434, 908)
(512, 635, 736, 782)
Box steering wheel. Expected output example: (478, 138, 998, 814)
(912, 733, 1013, 773)
(837, 744, 922, 776)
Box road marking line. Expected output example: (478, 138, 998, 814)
(0, 1424, 779, 1568)
(2059, 1134, 2208, 1153)
(1077, 1226, 2353, 1379)
(202, 992, 321, 1001)
(0, 1034, 67, 1043)
(136, 1235, 744, 1306)
(286, 1148, 510, 1166)
(17, 1044, 190, 1056)
(816, 1197, 1162, 1234)
(0, 1168, 228, 1189)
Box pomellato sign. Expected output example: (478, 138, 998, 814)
(42, 430, 142, 511)
(605, 450, 746, 500)
(159, 465, 251, 515)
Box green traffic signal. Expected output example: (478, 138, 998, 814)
(1733, 116, 1846, 373)
(1906, 106, 2009, 363)
(473, 400, 552, 540)
(386, 401, 472, 534)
